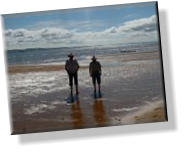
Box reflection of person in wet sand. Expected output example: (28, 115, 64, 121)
(93, 99, 106, 127)
(89, 56, 102, 98)
(65, 53, 79, 101)
(70, 98, 83, 128)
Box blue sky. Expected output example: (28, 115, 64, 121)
(2, 1, 159, 49)
(3, 2, 156, 31)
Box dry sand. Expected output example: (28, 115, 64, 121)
(114, 100, 167, 125)
(8, 64, 88, 74)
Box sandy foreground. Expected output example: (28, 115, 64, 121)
(8, 51, 167, 134)
(12, 99, 166, 134)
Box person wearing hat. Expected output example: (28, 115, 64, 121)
(89, 56, 102, 98)
(65, 53, 79, 98)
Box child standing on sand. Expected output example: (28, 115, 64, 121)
(65, 53, 79, 98)
(89, 56, 102, 98)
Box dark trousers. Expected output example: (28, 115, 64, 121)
(68, 73, 78, 87)
(92, 73, 101, 85)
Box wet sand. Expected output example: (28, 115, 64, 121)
(12, 99, 166, 134)
(134, 104, 165, 123)
(9, 51, 167, 134)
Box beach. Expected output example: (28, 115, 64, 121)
(7, 50, 167, 134)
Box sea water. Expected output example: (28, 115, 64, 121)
(6, 42, 159, 65)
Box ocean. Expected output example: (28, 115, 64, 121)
(6, 42, 159, 66)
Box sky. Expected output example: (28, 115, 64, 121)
(2, 1, 159, 50)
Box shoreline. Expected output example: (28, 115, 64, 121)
(8, 51, 159, 74)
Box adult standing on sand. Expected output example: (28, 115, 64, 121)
(89, 56, 102, 98)
(65, 53, 79, 98)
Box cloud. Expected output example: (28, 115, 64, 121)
(123, 15, 157, 32)
(104, 15, 156, 33)
(40, 28, 73, 40)
(4, 15, 158, 50)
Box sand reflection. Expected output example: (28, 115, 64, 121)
(70, 97, 84, 128)
(93, 99, 106, 127)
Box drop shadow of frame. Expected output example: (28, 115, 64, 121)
(18, 10, 176, 144)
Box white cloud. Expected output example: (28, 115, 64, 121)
(4, 15, 159, 50)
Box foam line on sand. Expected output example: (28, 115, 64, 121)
(113, 100, 166, 125)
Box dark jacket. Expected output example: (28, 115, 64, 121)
(89, 61, 101, 76)
(65, 59, 79, 74)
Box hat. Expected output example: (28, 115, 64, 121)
(68, 53, 74, 57)
(91, 56, 97, 60)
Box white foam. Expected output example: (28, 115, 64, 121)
(52, 101, 66, 105)
(24, 103, 56, 115)
(113, 107, 138, 112)
(9, 70, 69, 98)
(111, 100, 164, 125)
